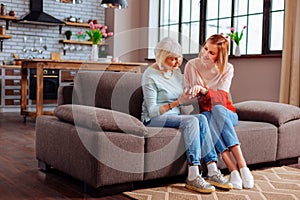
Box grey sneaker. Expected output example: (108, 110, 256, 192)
(205, 170, 233, 190)
(185, 176, 216, 194)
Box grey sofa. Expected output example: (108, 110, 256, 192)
(35, 71, 300, 197)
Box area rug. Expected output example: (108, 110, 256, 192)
(123, 166, 300, 200)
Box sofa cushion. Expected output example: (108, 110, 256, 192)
(54, 104, 147, 136)
(217, 120, 278, 169)
(234, 100, 300, 126)
(73, 71, 143, 120)
(144, 127, 187, 180)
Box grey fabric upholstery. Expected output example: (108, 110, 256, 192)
(36, 71, 300, 197)
(54, 104, 148, 136)
(36, 115, 144, 187)
(277, 119, 300, 160)
(73, 71, 143, 120)
(144, 127, 187, 180)
(235, 100, 300, 126)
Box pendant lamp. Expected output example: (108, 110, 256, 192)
(100, 0, 128, 9)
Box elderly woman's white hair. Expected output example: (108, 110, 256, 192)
(154, 37, 183, 69)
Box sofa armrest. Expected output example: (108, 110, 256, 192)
(54, 104, 148, 136)
(234, 100, 300, 126)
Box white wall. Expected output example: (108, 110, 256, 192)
(230, 56, 282, 103)
(107, 0, 283, 103)
(105, 0, 152, 63)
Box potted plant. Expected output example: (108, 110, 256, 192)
(86, 22, 113, 61)
(65, 30, 72, 40)
(226, 25, 247, 56)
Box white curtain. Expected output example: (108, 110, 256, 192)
(279, 0, 300, 106)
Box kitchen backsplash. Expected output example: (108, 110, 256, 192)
(0, 0, 105, 64)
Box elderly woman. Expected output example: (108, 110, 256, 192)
(141, 37, 232, 194)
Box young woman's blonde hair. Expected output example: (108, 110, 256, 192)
(199, 34, 229, 74)
(154, 37, 183, 69)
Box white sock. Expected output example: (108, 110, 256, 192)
(229, 170, 242, 190)
(240, 167, 254, 189)
(188, 165, 200, 181)
(207, 162, 218, 176)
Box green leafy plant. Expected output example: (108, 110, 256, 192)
(75, 31, 86, 40)
(65, 30, 72, 40)
(227, 26, 247, 46)
(86, 22, 113, 45)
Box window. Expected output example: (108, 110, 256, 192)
(158, 0, 285, 55)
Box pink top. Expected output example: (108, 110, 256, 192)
(184, 57, 234, 93)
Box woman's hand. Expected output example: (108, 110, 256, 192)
(189, 85, 207, 98)
(178, 89, 194, 105)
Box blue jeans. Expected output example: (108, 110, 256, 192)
(202, 105, 240, 154)
(144, 114, 218, 165)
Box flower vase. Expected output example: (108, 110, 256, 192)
(91, 44, 98, 61)
(235, 45, 241, 56)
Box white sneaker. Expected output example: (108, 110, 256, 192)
(240, 167, 254, 189)
(229, 170, 242, 190)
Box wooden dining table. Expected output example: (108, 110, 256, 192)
(16, 59, 148, 122)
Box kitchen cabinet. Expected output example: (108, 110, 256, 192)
(60, 69, 77, 83)
(0, 65, 58, 112)
(0, 65, 22, 112)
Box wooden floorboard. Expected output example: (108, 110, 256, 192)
(0, 112, 131, 200)
(1, 112, 299, 199)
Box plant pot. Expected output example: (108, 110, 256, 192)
(91, 44, 98, 61)
(235, 45, 241, 56)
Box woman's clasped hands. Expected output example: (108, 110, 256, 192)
(188, 85, 207, 98)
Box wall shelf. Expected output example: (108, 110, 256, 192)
(59, 40, 108, 55)
(59, 39, 108, 45)
(60, 21, 89, 34)
(0, 35, 12, 51)
(64, 21, 90, 28)
(0, 15, 17, 30)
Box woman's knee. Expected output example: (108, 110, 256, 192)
(212, 105, 227, 114)
(195, 114, 208, 123)
(181, 116, 199, 128)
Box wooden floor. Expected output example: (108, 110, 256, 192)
(0, 112, 299, 200)
(0, 112, 130, 200)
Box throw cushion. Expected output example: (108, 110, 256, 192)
(234, 100, 300, 126)
(54, 104, 148, 136)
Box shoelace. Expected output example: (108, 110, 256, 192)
(215, 170, 227, 182)
(196, 176, 211, 187)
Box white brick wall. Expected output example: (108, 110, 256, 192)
(0, 0, 105, 63)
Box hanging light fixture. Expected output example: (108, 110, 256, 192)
(100, 0, 128, 9)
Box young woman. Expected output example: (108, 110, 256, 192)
(184, 34, 254, 189)
(141, 37, 232, 194)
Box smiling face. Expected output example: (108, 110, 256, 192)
(163, 55, 181, 70)
(199, 34, 229, 74)
(202, 41, 219, 63)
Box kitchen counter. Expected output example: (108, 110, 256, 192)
(0, 65, 21, 69)
(16, 59, 149, 121)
